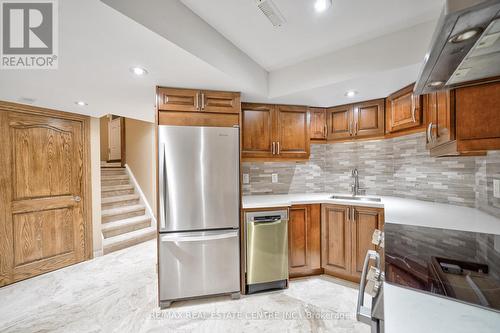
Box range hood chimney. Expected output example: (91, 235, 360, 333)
(414, 0, 500, 95)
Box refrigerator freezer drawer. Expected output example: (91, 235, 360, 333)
(159, 230, 240, 301)
(246, 218, 288, 285)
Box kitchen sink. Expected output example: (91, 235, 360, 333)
(330, 195, 382, 202)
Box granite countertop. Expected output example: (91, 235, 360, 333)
(242, 193, 500, 235)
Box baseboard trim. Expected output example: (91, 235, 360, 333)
(124, 164, 157, 228)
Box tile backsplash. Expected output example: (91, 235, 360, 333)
(242, 132, 500, 218)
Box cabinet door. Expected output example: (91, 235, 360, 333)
(201, 90, 241, 114)
(309, 108, 327, 140)
(241, 103, 275, 158)
(157, 87, 200, 112)
(353, 99, 385, 138)
(321, 204, 352, 278)
(289, 205, 321, 278)
(327, 105, 353, 140)
(456, 81, 500, 151)
(276, 105, 310, 159)
(426, 90, 455, 149)
(386, 84, 422, 133)
(351, 206, 383, 279)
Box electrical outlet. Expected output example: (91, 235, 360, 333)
(494, 179, 500, 198)
(243, 174, 250, 184)
(271, 173, 278, 183)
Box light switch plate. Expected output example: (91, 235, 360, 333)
(494, 179, 500, 198)
(271, 173, 278, 183)
(243, 174, 249, 184)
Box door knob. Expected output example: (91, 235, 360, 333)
(74, 196, 81, 202)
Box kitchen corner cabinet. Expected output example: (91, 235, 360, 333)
(386, 83, 422, 133)
(326, 99, 385, 141)
(157, 87, 240, 114)
(309, 107, 327, 141)
(242, 103, 310, 160)
(321, 204, 383, 282)
(288, 205, 322, 278)
(424, 80, 500, 157)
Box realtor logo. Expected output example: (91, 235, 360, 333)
(1, 0, 58, 69)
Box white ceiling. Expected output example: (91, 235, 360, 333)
(181, 0, 444, 71)
(0, 0, 444, 122)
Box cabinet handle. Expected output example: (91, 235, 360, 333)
(272, 142, 276, 155)
(324, 123, 328, 138)
(352, 207, 355, 222)
(277, 142, 280, 155)
(355, 122, 358, 135)
(73, 196, 81, 203)
(348, 207, 351, 222)
(349, 122, 352, 136)
(195, 92, 199, 110)
(201, 93, 205, 110)
(427, 122, 436, 143)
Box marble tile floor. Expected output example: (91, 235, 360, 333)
(0, 240, 369, 333)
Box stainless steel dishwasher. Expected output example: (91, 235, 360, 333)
(245, 210, 289, 294)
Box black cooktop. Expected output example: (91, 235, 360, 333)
(384, 223, 500, 312)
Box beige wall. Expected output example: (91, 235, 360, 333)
(90, 117, 103, 257)
(99, 116, 109, 161)
(125, 118, 157, 218)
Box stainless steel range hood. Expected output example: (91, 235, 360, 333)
(414, 0, 500, 95)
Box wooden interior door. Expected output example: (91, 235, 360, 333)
(351, 206, 383, 279)
(108, 117, 121, 161)
(309, 108, 327, 140)
(0, 104, 91, 287)
(276, 105, 310, 159)
(353, 99, 385, 138)
(327, 105, 352, 140)
(288, 204, 321, 277)
(201, 90, 240, 114)
(241, 103, 275, 158)
(321, 204, 351, 278)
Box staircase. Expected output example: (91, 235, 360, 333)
(100, 165, 156, 254)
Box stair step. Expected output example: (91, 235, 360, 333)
(101, 174, 129, 181)
(101, 204, 146, 223)
(102, 178, 130, 186)
(101, 194, 140, 209)
(101, 162, 122, 168)
(103, 226, 156, 255)
(101, 168, 127, 176)
(101, 184, 134, 198)
(102, 215, 151, 238)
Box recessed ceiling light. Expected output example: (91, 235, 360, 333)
(449, 28, 482, 43)
(345, 90, 357, 98)
(130, 66, 148, 76)
(314, 0, 332, 13)
(75, 101, 87, 106)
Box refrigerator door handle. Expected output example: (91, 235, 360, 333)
(159, 143, 168, 230)
(356, 250, 381, 325)
(161, 231, 238, 243)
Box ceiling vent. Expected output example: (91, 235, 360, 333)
(255, 0, 286, 27)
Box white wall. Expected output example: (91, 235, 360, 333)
(90, 117, 103, 257)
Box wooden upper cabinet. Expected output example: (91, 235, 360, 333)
(386, 83, 422, 133)
(455, 81, 500, 152)
(309, 107, 327, 141)
(288, 205, 321, 278)
(424, 90, 457, 155)
(157, 88, 200, 112)
(242, 103, 310, 160)
(353, 99, 385, 138)
(201, 90, 240, 114)
(322, 204, 352, 278)
(241, 103, 274, 158)
(276, 105, 310, 159)
(327, 105, 353, 140)
(157, 87, 240, 114)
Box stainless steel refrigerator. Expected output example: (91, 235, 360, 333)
(157, 125, 240, 308)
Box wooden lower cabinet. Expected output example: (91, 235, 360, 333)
(321, 204, 383, 282)
(0, 101, 92, 287)
(288, 205, 322, 277)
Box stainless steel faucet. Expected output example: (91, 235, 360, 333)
(351, 168, 365, 196)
